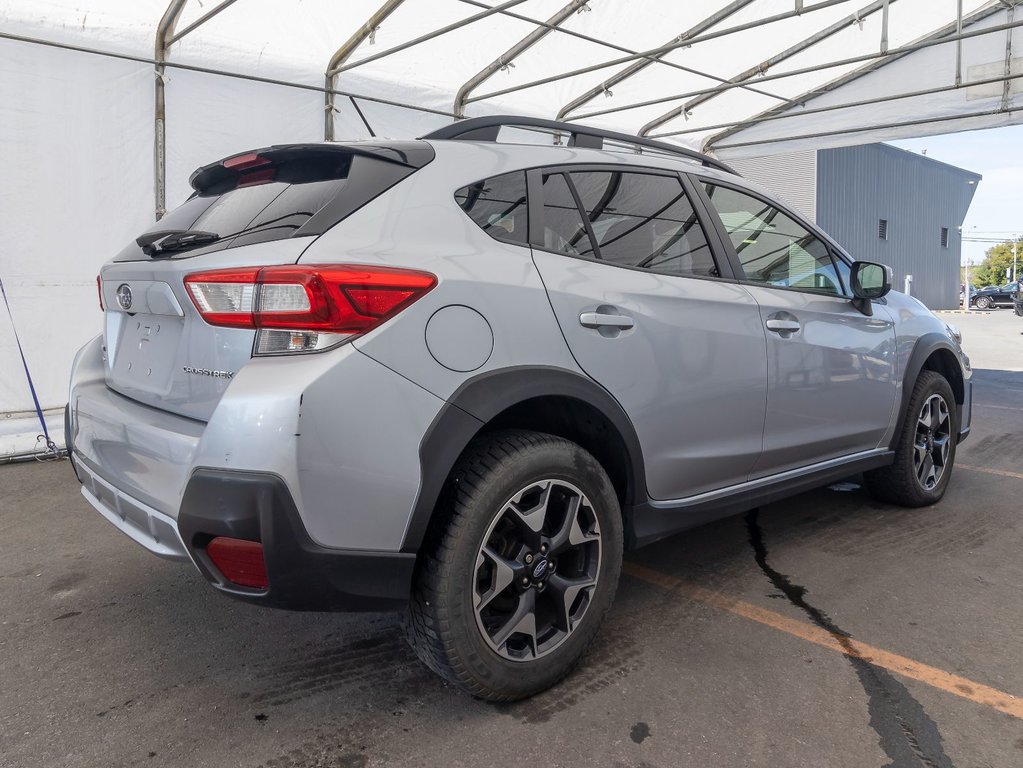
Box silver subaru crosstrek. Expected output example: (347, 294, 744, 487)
(67, 116, 971, 701)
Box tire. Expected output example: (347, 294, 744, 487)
(975, 296, 991, 309)
(405, 429, 623, 701)
(865, 371, 957, 507)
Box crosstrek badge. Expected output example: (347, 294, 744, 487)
(182, 366, 234, 378)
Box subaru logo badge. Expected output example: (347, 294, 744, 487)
(116, 284, 133, 311)
(532, 559, 548, 580)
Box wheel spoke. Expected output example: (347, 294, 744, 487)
(490, 589, 537, 653)
(913, 437, 928, 467)
(917, 401, 932, 431)
(917, 453, 935, 487)
(547, 573, 596, 633)
(474, 546, 518, 612)
(547, 494, 598, 555)
(505, 481, 553, 549)
(933, 434, 951, 465)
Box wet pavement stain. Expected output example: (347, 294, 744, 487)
(251, 622, 435, 707)
(630, 721, 651, 744)
(746, 508, 956, 768)
(495, 622, 644, 724)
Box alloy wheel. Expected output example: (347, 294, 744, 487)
(472, 479, 601, 662)
(913, 393, 951, 491)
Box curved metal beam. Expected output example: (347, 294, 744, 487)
(556, 0, 755, 121)
(700, 1, 1008, 151)
(638, 0, 893, 136)
(324, 0, 407, 141)
(455, 0, 589, 118)
(464, 0, 855, 106)
(167, 0, 242, 46)
(155, 0, 188, 220)
(638, 0, 896, 137)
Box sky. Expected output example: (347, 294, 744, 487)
(889, 124, 1023, 270)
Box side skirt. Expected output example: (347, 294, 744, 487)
(627, 450, 894, 549)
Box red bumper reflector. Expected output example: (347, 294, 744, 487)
(206, 537, 268, 589)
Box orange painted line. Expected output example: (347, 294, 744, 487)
(958, 463, 1023, 481)
(623, 562, 1023, 720)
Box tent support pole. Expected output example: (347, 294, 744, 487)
(1003, 3, 1016, 111)
(454, 0, 589, 119)
(569, 15, 1023, 123)
(649, 72, 1023, 139)
(638, 0, 893, 136)
(881, 0, 890, 53)
(155, 0, 187, 221)
(710, 105, 1023, 152)
(324, 0, 406, 141)
(701, 2, 1010, 149)
(167, 0, 242, 46)
(332, 0, 530, 76)
(556, 0, 756, 120)
(955, 0, 963, 86)
(464, 0, 855, 106)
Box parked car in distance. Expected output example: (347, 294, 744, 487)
(66, 115, 974, 702)
(972, 282, 1018, 309)
(1015, 282, 1023, 316)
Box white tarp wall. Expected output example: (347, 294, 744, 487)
(1, 0, 1020, 456)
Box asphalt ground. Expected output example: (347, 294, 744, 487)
(2, 308, 1022, 768)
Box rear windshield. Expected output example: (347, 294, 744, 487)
(115, 143, 433, 261)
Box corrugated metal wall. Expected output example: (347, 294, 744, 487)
(816, 144, 980, 310)
(729, 149, 818, 221)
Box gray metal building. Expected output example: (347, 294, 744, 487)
(731, 144, 981, 310)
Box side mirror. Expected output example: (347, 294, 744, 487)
(850, 261, 892, 316)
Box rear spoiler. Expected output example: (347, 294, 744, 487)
(189, 141, 435, 195)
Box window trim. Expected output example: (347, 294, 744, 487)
(526, 164, 735, 282)
(691, 175, 854, 299)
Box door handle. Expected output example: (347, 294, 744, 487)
(765, 319, 801, 334)
(580, 311, 634, 330)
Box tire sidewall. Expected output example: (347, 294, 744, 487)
(439, 437, 623, 697)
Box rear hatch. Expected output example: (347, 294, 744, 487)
(98, 141, 434, 421)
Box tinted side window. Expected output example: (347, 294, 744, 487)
(539, 172, 593, 255)
(569, 171, 717, 277)
(454, 172, 528, 246)
(703, 183, 843, 296)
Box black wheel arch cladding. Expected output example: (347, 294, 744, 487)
(401, 366, 646, 553)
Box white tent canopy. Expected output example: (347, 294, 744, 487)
(1, 0, 1019, 455)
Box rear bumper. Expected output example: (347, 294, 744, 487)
(177, 469, 415, 611)
(67, 336, 204, 519)
(77, 459, 190, 560)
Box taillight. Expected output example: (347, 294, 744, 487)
(206, 537, 268, 589)
(96, 275, 104, 311)
(184, 264, 436, 354)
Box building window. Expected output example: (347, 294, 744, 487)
(878, 219, 888, 240)
(941, 227, 949, 248)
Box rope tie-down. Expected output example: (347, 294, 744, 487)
(0, 275, 60, 459)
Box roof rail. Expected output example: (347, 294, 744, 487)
(421, 115, 739, 176)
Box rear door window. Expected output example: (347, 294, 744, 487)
(539, 172, 594, 256)
(568, 171, 717, 277)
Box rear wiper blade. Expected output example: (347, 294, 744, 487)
(136, 229, 220, 257)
